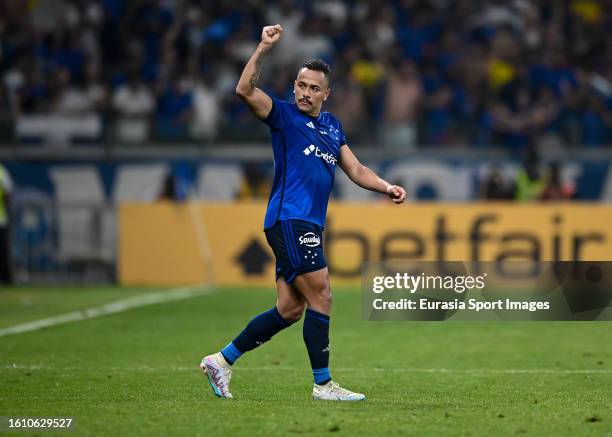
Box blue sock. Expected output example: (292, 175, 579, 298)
(303, 308, 331, 385)
(221, 307, 291, 365)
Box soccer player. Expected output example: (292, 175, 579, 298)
(201, 24, 406, 401)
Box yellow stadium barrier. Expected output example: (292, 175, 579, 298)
(118, 202, 612, 286)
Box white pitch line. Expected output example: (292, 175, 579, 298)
(369, 368, 612, 374)
(2, 364, 611, 375)
(0, 285, 213, 338)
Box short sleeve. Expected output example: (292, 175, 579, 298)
(263, 98, 293, 130)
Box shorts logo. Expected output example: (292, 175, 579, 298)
(298, 232, 321, 247)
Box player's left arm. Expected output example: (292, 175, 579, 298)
(338, 144, 406, 204)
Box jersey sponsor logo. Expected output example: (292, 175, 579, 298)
(314, 147, 337, 166)
(302, 144, 337, 165)
(298, 232, 321, 247)
(303, 144, 316, 155)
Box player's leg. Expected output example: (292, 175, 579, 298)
(217, 281, 298, 367)
(213, 221, 305, 368)
(220, 277, 303, 365)
(293, 268, 332, 383)
(200, 269, 303, 397)
(275, 276, 307, 322)
(292, 268, 365, 401)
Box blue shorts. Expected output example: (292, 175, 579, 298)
(264, 219, 327, 283)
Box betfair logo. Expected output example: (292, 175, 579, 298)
(303, 144, 316, 155)
(303, 144, 337, 165)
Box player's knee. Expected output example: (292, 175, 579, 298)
(277, 302, 305, 323)
(317, 285, 332, 310)
(284, 303, 306, 322)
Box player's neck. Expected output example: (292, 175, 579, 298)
(305, 108, 321, 118)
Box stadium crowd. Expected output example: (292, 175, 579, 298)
(1, 0, 611, 148)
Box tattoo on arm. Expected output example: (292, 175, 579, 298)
(249, 56, 263, 89)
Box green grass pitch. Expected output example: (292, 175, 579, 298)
(0, 286, 610, 436)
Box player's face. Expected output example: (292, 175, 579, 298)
(294, 68, 330, 115)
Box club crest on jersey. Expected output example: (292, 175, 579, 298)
(298, 232, 321, 247)
(302, 144, 337, 165)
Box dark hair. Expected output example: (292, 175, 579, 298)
(301, 59, 331, 79)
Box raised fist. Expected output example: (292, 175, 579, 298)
(261, 24, 283, 47)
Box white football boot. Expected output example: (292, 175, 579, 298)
(200, 353, 233, 399)
(312, 381, 366, 401)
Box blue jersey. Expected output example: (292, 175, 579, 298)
(262, 98, 346, 230)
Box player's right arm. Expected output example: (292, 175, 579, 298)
(339, 144, 406, 204)
(235, 24, 283, 120)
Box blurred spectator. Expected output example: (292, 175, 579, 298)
(0, 163, 13, 284)
(480, 165, 515, 200)
(515, 146, 545, 201)
(112, 72, 156, 144)
(296, 18, 333, 61)
(52, 31, 88, 83)
(5, 59, 49, 116)
(155, 76, 193, 141)
(540, 162, 576, 200)
(158, 172, 177, 201)
(190, 70, 221, 142)
(158, 163, 190, 201)
(581, 94, 610, 147)
(54, 64, 106, 116)
(328, 74, 366, 142)
(423, 84, 454, 145)
(237, 162, 271, 200)
(265, 0, 306, 68)
(382, 60, 422, 149)
(350, 52, 385, 119)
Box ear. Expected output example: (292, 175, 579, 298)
(323, 88, 331, 101)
